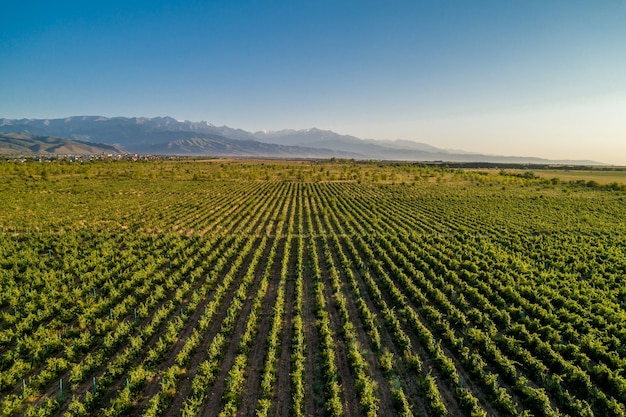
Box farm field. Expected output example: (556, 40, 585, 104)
(468, 167, 626, 187)
(525, 169, 626, 186)
(1, 159, 626, 417)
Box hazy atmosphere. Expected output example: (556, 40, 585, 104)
(2, 0, 626, 164)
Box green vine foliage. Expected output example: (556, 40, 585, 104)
(1, 159, 625, 417)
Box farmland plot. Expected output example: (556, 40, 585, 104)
(1, 159, 626, 416)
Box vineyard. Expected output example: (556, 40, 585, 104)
(1, 159, 626, 417)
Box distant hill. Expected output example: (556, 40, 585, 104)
(0, 116, 604, 164)
(0, 116, 258, 147)
(133, 134, 359, 158)
(251, 128, 602, 164)
(0, 132, 126, 155)
(254, 128, 441, 154)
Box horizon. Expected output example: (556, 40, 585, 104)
(2, 1, 626, 164)
(0, 114, 613, 165)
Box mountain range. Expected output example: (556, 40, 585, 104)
(0, 132, 125, 155)
(0, 116, 603, 164)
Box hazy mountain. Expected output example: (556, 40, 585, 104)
(0, 116, 257, 147)
(136, 136, 359, 158)
(254, 128, 439, 154)
(0, 132, 125, 155)
(0, 116, 604, 164)
(252, 127, 602, 164)
(254, 130, 441, 159)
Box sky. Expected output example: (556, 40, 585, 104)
(2, 1, 626, 164)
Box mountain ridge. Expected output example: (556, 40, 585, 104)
(0, 132, 126, 155)
(0, 116, 604, 164)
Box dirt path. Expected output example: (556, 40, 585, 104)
(325, 235, 396, 416)
(237, 235, 286, 416)
(301, 236, 322, 417)
(336, 235, 432, 417)
(271, 236, 296, 417)
(313, 235, 360, 417)
(198, 235, 276, 417)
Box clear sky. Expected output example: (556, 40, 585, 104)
(2, 1, 626, 164)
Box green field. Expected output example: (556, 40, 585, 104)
(1, 159, 626, 417)
(470, 167, 626, 186)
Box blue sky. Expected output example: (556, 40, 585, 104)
(2, 1, 626, 164)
